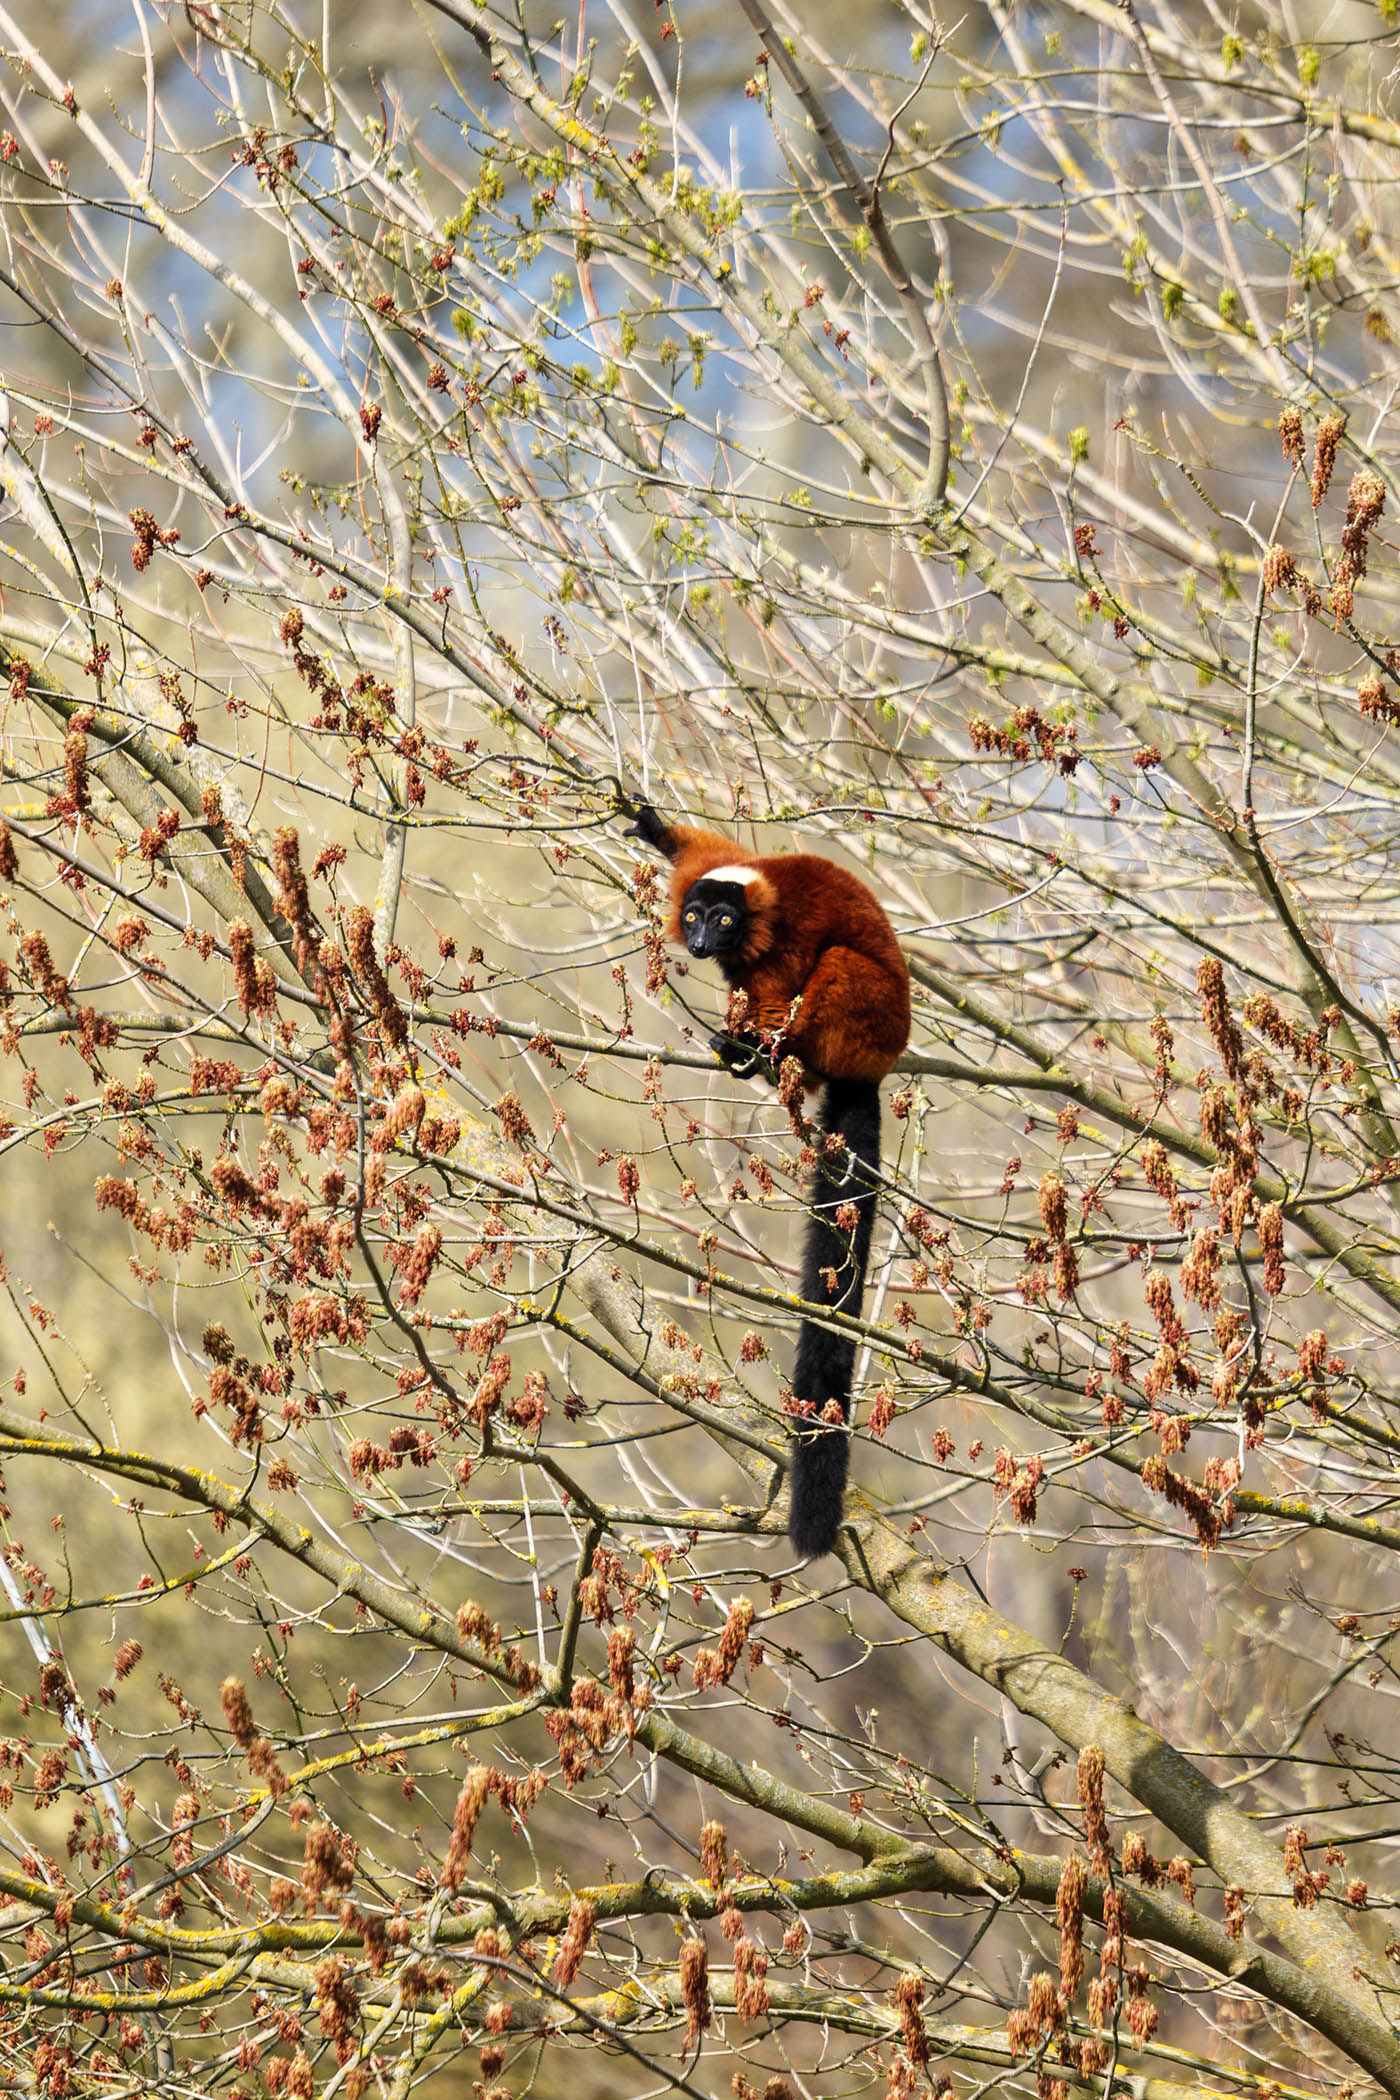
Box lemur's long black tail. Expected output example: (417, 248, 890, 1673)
(788, 1077, 881, 1559)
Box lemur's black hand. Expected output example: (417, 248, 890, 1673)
(709, 1030, 779, 1083)
(600, 775, 658, 842)
(626, 803, 671, 851)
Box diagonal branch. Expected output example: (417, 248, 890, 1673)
(730, 0, 950, 506)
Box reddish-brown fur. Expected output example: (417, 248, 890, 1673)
(658, 823, 910, 1082)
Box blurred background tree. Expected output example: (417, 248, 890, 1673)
(0, 0, 1397, 2095)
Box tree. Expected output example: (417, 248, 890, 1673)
(0, 0, 1396, 2093)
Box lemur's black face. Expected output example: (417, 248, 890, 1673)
(680, 878, 751, 959)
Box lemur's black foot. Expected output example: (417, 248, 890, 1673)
(709, 1030, 779, 1083)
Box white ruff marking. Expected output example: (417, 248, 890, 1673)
(703, 864, 761, 887)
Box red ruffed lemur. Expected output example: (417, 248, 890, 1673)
(629, 804, 911, 1557)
